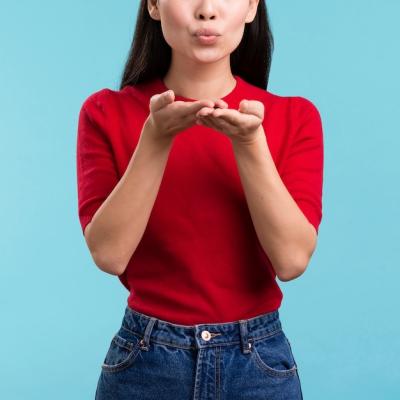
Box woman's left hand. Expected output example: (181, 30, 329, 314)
(195, 98, 265, 145)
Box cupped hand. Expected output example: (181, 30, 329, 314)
(145, 89, 228, 142)
(195, 99, 265, 145)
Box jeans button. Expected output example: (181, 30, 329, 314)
(201, 330, 211, 341)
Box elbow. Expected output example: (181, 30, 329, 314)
(276, 229, 317, 282)
(276, 257, 308, 282)
(91, 250, 126, 276)
(277, 269, 304, 282)
(277, 266, 305, 282)
(84, 223, 128, 276)
(89, 241, 127, 275)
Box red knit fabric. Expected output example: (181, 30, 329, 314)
(76, 75, 324, 324)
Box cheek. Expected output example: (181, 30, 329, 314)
(224, 26, 246, 52)
(160, 8, 190, 47)
(220, 6, 249, 48)
(224, 5, 248, 34)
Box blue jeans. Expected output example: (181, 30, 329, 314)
(95, 305, 303, 399)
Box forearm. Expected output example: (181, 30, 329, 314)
(231, 126, 317, 281)
(85, 118, 173, 276)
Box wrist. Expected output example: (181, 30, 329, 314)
(230, 125, 265, 148)
(142, 116, 174, 149)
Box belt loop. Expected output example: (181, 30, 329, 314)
(239, 319, 252, 354)
(140, 317, 157, 351)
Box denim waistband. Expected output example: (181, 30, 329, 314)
(121, 305, 283, 353)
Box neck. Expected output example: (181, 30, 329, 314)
(163, 55, 236, 100)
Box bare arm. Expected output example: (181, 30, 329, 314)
(84, 118, 173, 276)
(231, 126, 317, 282)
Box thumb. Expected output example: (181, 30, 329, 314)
(239, 99, 264, 119)
(150, 90, 175, 112)
(239, 99, 251, 113)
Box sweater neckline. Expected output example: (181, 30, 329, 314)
(155, 74, 242, 103)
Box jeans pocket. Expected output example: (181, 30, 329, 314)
(101, 327, 143, 373)
(251, 329, 298, 378)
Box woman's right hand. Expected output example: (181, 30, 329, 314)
(144, 90, 224, 143)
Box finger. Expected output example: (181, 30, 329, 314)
(208, 115, 231, 132)
(150, 90, 175, 112)
(210, 107, 229, 118)
(177, 100, 213, 122)
(208, 108, 239, 124)
(239, 99, 264, 120)
(189, 99, 215, 114)
(197, 115, 221, 131)
(214, 99, 229, 109)
(197, 116, 214, 128)
(196, 107, 216, 118)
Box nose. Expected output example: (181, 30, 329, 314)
(196, 1, 217, 20)
(198, 13, 216, 20)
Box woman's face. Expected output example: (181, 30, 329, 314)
(148, 0, 259, 64)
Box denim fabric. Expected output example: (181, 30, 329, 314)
(95, 305, 303, 400)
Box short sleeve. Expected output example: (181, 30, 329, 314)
(280, 97, 324, 234)
(76, 93, 119, 235)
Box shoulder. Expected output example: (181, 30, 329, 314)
(81, 88, 111, 109)
(80, 84, 150, 118)
(265, 91, 322, 131)
(77, 88, 122, 139)
(260, 89, 321, 120)
(80, 87, 122, 115)
(288, 95, 322, 123)
(237, 77, 323, 132)
(79, 88, 114, 127)
(78, 87, 132, 130)
(240, 77, 321, 118)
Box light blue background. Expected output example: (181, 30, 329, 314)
(1, 1, 399, 399)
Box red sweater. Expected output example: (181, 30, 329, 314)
(76, 75, 323, 324)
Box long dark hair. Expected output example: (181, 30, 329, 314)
(119, 0, 274, 91)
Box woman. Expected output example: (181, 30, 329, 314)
(76, 0, 323, 398)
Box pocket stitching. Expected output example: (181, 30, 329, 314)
(251, 333, 298, 378)
(112, 334, 135, 351)
(101, 334, 142, 373)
